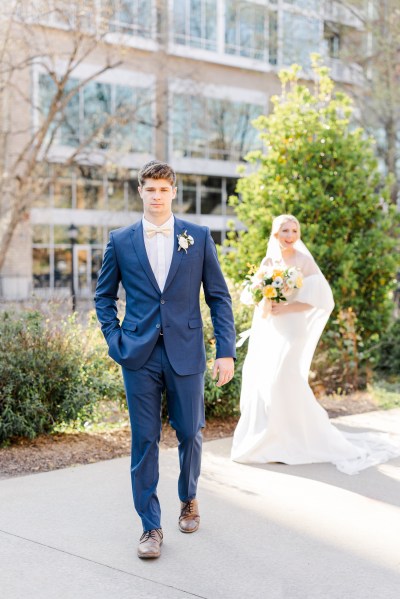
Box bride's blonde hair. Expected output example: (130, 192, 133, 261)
(271, 214, 301, 237)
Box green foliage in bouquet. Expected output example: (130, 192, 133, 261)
(223, 55, 399, 391)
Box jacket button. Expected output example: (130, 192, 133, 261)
(156, 324, 160, 329)
(160, 299, 165, 304)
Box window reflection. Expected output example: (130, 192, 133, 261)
(173, 0, 217, 51)
(107, 0, 153, 38)
(54, 248, 72, 288)
(39, 75, 153, 153)
(201, 176, 222, 215)
(282, 12, 320, 67)
(33, 248, 50, 288)
(173, 94, 262, 161)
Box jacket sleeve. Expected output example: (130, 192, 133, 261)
(202, 228, 236, 359)
(94, 232, 122, 345)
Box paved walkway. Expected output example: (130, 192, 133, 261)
(1, 410, 400, 599)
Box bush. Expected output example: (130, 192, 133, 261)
(0, 310, 124, 443)
(223, 57, 400, 391)
(376, 318, 400, 376)
(202, 282, 252, 419)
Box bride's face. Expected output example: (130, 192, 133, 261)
(275, 220, 300, 250)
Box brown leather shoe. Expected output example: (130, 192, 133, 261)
(137, 528, 163, 559)
(179, 499, 200, 533)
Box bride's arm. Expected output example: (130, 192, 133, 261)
(272, 257, 319, 315)
(271, 301, 313, 315)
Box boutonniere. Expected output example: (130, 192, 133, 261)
(177, 230, 194, 253)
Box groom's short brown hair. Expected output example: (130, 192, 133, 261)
(138, 160, 176, 187)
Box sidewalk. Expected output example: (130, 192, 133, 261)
(1, 410, 400, 599)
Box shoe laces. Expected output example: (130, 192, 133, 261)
(181, 500, 195, 518)
(140, 528, 162, 543)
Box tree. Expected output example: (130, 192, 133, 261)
(0, 0, 159, 274)
(334, 0, 400, 204)
(224, 56, 399, 390)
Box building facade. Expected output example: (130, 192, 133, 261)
(1, 0, 363, 300)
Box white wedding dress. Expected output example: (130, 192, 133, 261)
(231, 257, 400, 475)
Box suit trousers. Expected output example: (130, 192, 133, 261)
(122, 335, 205, 531)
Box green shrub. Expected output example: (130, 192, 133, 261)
(223, 57, 400, 391)
(202, 282, 252, 419)
(0, 310, 124, 443)
(376, 318, 400, 376)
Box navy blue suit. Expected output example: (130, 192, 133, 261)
(95, 216, 236, 530)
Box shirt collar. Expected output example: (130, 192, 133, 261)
(142, 214, 174, 231)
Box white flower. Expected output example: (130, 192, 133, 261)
(179, 237, 189, 250)
(177, 230, 194, 253)
(272, 276, 283, 288)
(286, 278, 296, 288)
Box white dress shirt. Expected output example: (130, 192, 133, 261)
(142, 214, 174, 292)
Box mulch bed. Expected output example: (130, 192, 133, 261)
(0, 393, 378, 479)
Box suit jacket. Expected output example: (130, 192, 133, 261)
(94, 216, 236, 375)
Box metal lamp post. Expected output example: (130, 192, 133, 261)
(68, 224, 78, 312)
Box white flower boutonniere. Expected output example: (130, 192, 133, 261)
(177, 230, 194, 253)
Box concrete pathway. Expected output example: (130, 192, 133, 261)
(1, 410, 400, 599)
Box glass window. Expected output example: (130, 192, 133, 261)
(32, 225, 51, 244)
(33, 184, 51, 207)
(39, 74, 152, 154)
(173, 94, 262, 162)
(54, 225, 72, 244)
(324, 23, 341, 59)
(107, 178, 126, 210)
(207, 98, 262, 161)
(60, 78, 80, 146)
(200, 176, 222, 215)
(210, 230, 222, 245)
(107, 0, 153, 37)
(33, 248, 51, 288)
(282, 12, 321, 67)
(133, 88, 153, 153)
(54, 248, 72, 288)
(127, 180, 143, 211)
(284, 0, 319, 11)
(179, 175, 197, 214)
(75, 166, 104, 210)
(173, 0, 217, 51)
(91, 248, 104, 292)
(53, 179, 73, 208)
(83, 81, 112, 149)
(268, 10, 278, 65)
(225, 1, 268, 61)
(76, 226, 104, 244)
(226, 178, 238, 216)
(39, 74, 80, 146)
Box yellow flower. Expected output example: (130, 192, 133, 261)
(272, 269, 284, 279)
(263, 285, 278, 299)
(296, 276, 303, 288)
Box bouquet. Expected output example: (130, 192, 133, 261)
(240, 264, 304, 310)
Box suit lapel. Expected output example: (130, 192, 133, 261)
(163, 217, 185, 293)
(129, 222, 161, 294)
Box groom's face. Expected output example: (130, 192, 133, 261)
(138, 177, 177, 222)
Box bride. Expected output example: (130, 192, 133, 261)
(231, 214, 400, 474)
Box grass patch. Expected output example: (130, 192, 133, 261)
(368, 379, 400, 410)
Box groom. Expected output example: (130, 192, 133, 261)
(95, 160, 236, 559)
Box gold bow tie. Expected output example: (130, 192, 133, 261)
(145, 227, 172, 238)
